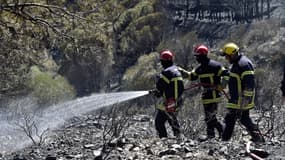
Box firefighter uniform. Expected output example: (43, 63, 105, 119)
(221, 54, 264, 142)
(179, 44, 228, 139)
(155, 64, 184, 138)
(188, 58, 228, 138)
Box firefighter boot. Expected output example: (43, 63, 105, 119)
(250, 131, 265, 143)
(206, 127, 215, 139)
(216, 122, 224, 139)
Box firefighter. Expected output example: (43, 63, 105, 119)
(220, 42, 264, 142)
(150, 50, 184, 138)
(179, 44, 228, 140)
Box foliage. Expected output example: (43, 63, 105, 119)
(122, 52, 159, 90)
(0, 0, 79, 97)
(119, 12, 165, 54)
(0, 1, 82, 38)
(121, 0, 140, 8)
(0, 0, 116, 97)
(156, 31, 199, 69)
(26, 66, 75, 105)
(58, 36, 113, 95)
(113, 0, 167, 63)
(116, 5, 150, 27)
(243, 20, 279, 46)
(0, 37, 44, 95)
(0, 0, 170, 97)
(217, 19, 285, 68)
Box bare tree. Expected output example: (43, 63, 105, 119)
(165, 0, 273, 23)
(12, 111, 49, 146)
(255, 67, 285, 140)
(98, 103, 135, 160)
(6, 96, 49, 146)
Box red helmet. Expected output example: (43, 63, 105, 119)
(194, 45, 208, 56)
(160, 50, 174, 61)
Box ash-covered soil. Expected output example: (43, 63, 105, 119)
(1, 113, 284, 160)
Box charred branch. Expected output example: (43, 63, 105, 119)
(0, 2, 85, 38)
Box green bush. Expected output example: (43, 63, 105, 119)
(121, 52, 159, 90)
(156, 31, 199, 68)
(26, 66, 75, 106)
(115, 0, 166, 56)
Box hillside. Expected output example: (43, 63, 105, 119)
(1, 0, 285, 159)
(2, 106, 285, 159)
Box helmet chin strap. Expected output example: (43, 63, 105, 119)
(229, 52, 240, 63)
(161, 60, 173, 69)
(196, 56, 209, 64)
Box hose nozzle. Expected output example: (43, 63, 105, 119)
(148, 89, 161, 97)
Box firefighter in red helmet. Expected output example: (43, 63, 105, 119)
(150, 49, 184, 138)
(179, 44, 228, 140)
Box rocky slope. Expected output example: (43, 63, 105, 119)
(1, 0, 285, 159)
(1, 109, 284, 160)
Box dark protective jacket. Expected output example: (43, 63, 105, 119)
(227, 55, 255, 110)
(156, 65, 184, 111)
(188, 58, 228, 104)
(281, 61, 285, 96)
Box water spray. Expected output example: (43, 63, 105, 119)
(0, 90, 150, 153)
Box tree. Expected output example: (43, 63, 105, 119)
(0, 1, 82, 38)
(0, 1, 84, 96)
(0, 1, 115, 97)
(164, 0, 273, 23)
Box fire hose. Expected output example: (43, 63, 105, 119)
(148, 82, 229, 135)
(149, 84, 270, 159)
(149, 83, 229, 98)
(246, 141, 269, 160)
(184, 83, 229, 100)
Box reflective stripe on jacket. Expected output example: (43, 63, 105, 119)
(227, 55, 255, 110)
(156, 65, 184, 111)
(188, 59, 228, 104)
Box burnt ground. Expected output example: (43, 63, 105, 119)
(1, 112, 285, 160)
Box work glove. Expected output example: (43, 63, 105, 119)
(149, 89, 162, 97)
(178, 67, 190, 79)
(215, 85, 224, 91)
(165, 98, 176, 112)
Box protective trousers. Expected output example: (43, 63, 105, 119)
(155, 109, 180, 138)
(203, 103, 223, 138)
(222, 109, 264, 142)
